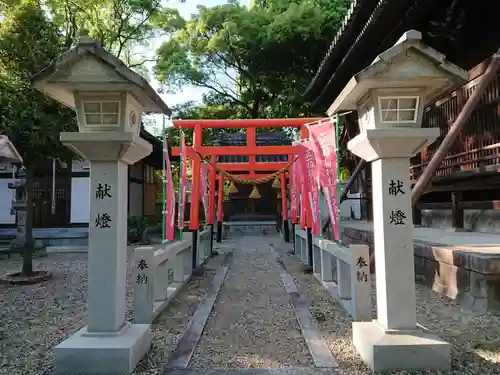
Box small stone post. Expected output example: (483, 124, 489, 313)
(8, 167, 27, 251)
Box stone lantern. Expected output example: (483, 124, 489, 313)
(0, 135, 23, 164)
(0, 136, 26, 249)
(32, 36, 171, 374)
(328, 30, 468, 372)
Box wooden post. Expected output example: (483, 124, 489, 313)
(323, 159, 366, 234)
(190, 124, 202, 269)
(281, 173, 290, 242)
(412, 204, 422, 227)
(216, 172, 224, 242)
(247, 127, 256, 169)
(451, 191, 464, 230)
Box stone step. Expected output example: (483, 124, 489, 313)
(164, 368, 339, 375)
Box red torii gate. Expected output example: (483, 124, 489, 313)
(171, 118, 326, 251)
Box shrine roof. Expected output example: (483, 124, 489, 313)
(214, 132, 291, 163)
(140, 125, 171, 168)
(304, 0, 500, 110)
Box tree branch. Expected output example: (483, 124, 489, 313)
(129, 58, 156, 68)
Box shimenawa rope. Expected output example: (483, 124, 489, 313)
(193, 149, 297, 185)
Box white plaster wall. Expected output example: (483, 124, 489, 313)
(0, 179, 15, 224)
(129, 181, 143, 217)
(71, 177, 90, 223)
(72, 159, 90, 173)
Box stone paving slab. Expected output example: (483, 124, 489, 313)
(165, 368, 339, 375)
(189, 235, 315, 370)
(270, 247, 338, 369)
(166, 253, 234, 370)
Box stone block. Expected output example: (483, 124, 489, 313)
(54, 323, 152, 374)
(470, 271, 488, 298)
(341, 225, 500, 314)
(352, 321, 451, 373)
(414, 255, 426, 276)
(468, 253, 500, 274)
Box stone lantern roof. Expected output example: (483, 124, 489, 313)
(31, 36, 171, 115)
(0, 135, 23, 164)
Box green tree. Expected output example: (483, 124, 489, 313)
(35, 0, 183, 75)
(165, 92, 243, 147)
(0, 4, 76, 276)
(154, 0, 350, 119)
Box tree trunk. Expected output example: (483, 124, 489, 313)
(250, 101, 260, 119)
(21, 165, 35, 276)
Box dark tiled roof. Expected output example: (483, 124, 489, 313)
(303, 0, 376, 101)
(214, 132, 291, 163)
(304, 0, 500, 109)
(140, 124, 171, 168)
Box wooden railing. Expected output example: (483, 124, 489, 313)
(410, 65, 500, 181)
(410, 142, 500, 180)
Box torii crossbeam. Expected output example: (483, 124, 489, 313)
(173, 118, 325, 250)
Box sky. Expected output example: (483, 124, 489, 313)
(155, 0, 251, 107)
(141, 0, 250, 133)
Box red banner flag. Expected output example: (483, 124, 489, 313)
(178, 135, 188, 230)
(308, 120, 339, 240)
(297, 159, 307, 229)
(164, 135, 176, 241)
(200, 162, 208, 215)
(297, 141, 321, 235)
(289, 159, 298, 223)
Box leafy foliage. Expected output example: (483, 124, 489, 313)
(0, 3, 78, 275)
(127, 215, 149, 243)
(155, 0, 351, 118)
(44, 0, 184, 74)
(0, 4, 76, 167)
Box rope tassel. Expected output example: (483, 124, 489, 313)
(192, 148, 298, 185)
(249, 185, 261, 199)
(272, 176, 281, 189)
(228, 181, 238, 193)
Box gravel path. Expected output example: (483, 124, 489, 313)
(0, 248, 224, 375)
(190, 235, 313, 370)
(132, 253, 226, 375)
(277, 243, 500, 375)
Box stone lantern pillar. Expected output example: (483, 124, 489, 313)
(32, 36, 171, 374)
(328, 30, 468, 372)
(8, 167, 27, 250)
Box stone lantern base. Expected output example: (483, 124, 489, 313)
(54, 323, 152, 374)
(353, 320, 451, 372)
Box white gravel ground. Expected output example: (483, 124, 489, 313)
(0, 248, 224, 375)
(190, 235, 313, 370)
(3, 236, 500, 375)
(277, 243, 500, 375)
